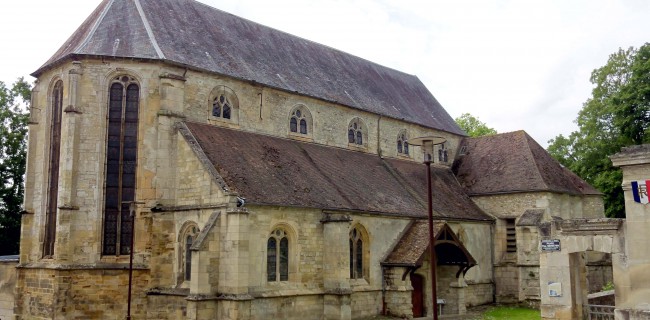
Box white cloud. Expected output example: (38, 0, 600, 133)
(2, 0, 648, 147)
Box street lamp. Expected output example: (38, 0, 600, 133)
(407, 136, 446, 320)
(125, 201, 143, 320)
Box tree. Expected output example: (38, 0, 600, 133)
(454, 113, 497, 137)
(0, 78, 30, 255)
(547, 44, 650, 218)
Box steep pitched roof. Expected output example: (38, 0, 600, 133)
(382, 221, 476, 269)
(181, 122, 491, 221)
(35, 0, 464, 136)
(452, 131, 601, 196)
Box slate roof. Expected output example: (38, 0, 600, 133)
(452, 131, 601, 196)
(182, 122, 491, 221)
(35, 0, 464, 136)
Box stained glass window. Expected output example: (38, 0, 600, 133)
(350, 227, 365, 279)
(268, 229, 289, 282)
(103, 77, 139, 256)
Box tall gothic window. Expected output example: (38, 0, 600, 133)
(103, 76, 139, 256)
(349, 227, 364, 279)
(181, 224, 199, 281)
(267, 228, 289, 282)
(44, 80, 63, 257)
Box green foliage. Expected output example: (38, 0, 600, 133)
(602, 281, 614, 291)
(0, 78, 30, 255)
(548, 43, 650, 218)
(455, 113, 497, 137)
(482, 306, 541, 320)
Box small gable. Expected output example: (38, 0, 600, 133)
(383, 221, 477, 276)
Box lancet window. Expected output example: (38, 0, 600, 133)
(102, 76, 139, 256)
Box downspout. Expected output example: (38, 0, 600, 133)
(491, 221, 497, 303)
(381, 266, 387, 315)
(377, 115, 383, 157)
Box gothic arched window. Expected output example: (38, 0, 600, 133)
(348, 118, 366, 146)
(288, 105, 312, 136)
(397, 131, 409, 156)
(349, 227, 364, 279)
(103, 75, 139, 256)
(209, 86, 238, 122)
(44, 80, 63, 257)
(267, 228, 289, 282)
(181, 224, 199, 281)
(212, 94, 232, 119)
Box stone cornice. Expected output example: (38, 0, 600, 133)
(555, 218, 623, 235)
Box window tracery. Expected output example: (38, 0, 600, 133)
(267, 228, 289, 282)
(349, 227, 365, 279)
(181, 224, 199, 281)
(397, 131, 409, 156)
(289, 105, 312, 136)
(102, 75, 139, 256)
(348, 118, 366, 146)
(209, 86, 238, 122)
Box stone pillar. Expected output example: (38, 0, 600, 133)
(321, 213, 352, 320)
(610, 145, 650, 315)
(54, 62, 84, 262)
(157, 73, 186, 204)
(383, 267, 413, 318)
(217, 207, 252, 320)
(539, 248, 573, 320)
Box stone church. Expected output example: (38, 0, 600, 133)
(6, 0, 604, 319)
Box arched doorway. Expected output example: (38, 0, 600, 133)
(410, 273, 425, 317)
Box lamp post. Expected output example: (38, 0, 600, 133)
(407, 136, 446, 320)
(125, 201, 139, 320)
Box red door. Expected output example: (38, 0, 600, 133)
(410, 273, 424, 317)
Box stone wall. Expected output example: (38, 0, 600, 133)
(249, 295, 323, 320)
(19, 57, 490, 319)
(464, 282, 493, 307)
(0, 258, 17, 320)
(15, 267, 150, 320)
(350, 291, 382, 318)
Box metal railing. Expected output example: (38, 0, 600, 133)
(587, 304, 615, 320)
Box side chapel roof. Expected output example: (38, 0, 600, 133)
(452, 131, 601, 196)
(34, 0, 464, 136)
(181, 122, 492, 221)
(382, 220, 476, 271)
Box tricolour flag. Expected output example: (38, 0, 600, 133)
(631, 180, 650, 204)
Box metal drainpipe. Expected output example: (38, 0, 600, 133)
(377, 115, 382, 157)
(381, 266, 387, 315)
(491, 221, 497, 303)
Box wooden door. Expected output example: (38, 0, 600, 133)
(410, 273, 424, 317)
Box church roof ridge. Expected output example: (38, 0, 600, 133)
(33, 0, 464, 136)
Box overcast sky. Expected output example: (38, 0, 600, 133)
(1, 0, 649, 147)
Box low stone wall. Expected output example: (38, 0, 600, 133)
(464, 282, 493, 306)
(351, 290, 382, 319)
(250, 294, 323, 320)
(0, 256, 18, 320)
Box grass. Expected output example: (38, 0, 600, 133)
(481, 306, 541, 320)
